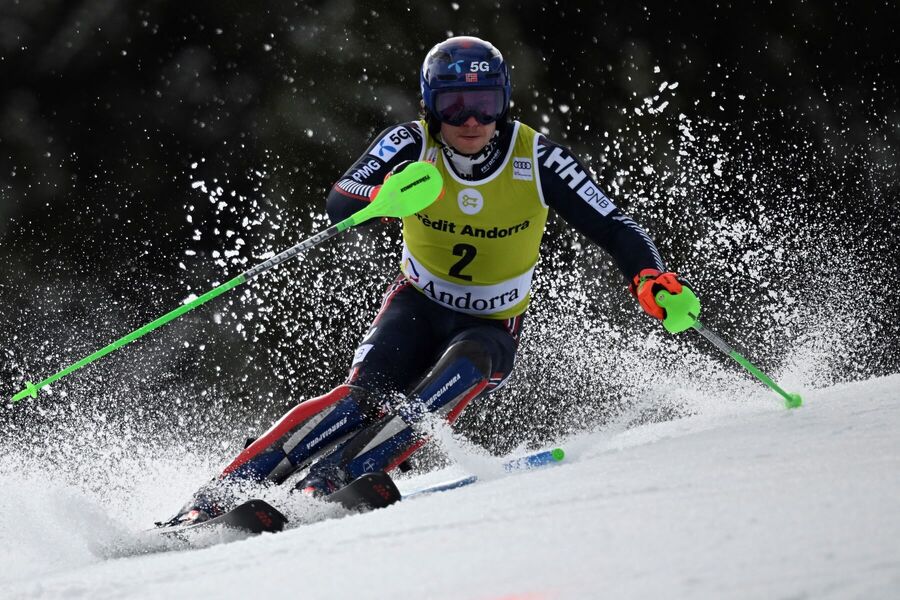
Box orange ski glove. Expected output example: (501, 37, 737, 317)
(629, 268, 691, 320)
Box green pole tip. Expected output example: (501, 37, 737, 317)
(785, 393, 803, 409)
(12, 381, 38, 404)
(551, 448, 565, 461)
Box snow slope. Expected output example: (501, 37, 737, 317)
(2, 375, 899, 599)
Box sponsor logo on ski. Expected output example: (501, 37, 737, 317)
(373, 483, 393, 501)
(369, 126, 414, 160)
(255, 511, 273, 528)
(512, 157, 533, 181)
(306, 416, 348, 450)
(457, 188, 484, 215)
(363, 458, 377, 473)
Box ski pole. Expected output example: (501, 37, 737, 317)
(11, 161, 443, 404)
(655, 287, 803, 409)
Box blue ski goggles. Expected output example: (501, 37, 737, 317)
(433, 88, 506, 126)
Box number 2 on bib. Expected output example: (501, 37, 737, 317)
(449, 243, 476, 281)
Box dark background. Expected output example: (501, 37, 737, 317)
(2, 1, 898, 455)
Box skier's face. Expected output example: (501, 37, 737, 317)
(441, 116, 496, 155)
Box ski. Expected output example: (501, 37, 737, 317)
(155, 473, 399, 540)
(325, 471, 402, 511)
(155, 499, 288, 539)
(154, 448, 563, 541)
(401, 447, 565, 500)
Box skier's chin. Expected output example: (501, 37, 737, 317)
(449, 135, 490, 154)
(442, 122, 495, 155)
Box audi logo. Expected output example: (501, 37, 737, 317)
(513, 160, 532, 169)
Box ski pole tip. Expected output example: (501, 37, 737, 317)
(11, 381, 38, 404)
(785, 393, 803, 409)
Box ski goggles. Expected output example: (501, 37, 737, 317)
(433, 88, 506, 126)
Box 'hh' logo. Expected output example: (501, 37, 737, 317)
(457, 188, 484, 215)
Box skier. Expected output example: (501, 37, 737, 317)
(164, 36, 698, 525)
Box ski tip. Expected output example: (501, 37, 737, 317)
(327, 472, 401, 511)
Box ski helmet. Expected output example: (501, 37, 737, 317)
(420, 36, 511, 129)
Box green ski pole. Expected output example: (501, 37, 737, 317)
(655, 287, 803, 409)
(11, 161, 443, 404)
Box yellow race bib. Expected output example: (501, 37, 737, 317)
(401, 121, 548, 319)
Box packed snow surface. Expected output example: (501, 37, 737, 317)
(2, 375, 899, 599)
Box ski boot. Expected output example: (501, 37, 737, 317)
(156, 478, 238, 527)
(294, 471, 345, 499)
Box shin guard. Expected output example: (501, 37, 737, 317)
(220, 385, 380, 484)
(305, 340, 491, 484)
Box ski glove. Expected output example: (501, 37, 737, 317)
(630, 268, 693, 321)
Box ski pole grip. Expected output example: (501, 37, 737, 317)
(655, 287, 701, 333)
(348, 161, 443, 226)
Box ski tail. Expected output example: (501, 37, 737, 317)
(503, 448, 565, 471)
(402, 448, 565, 500)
